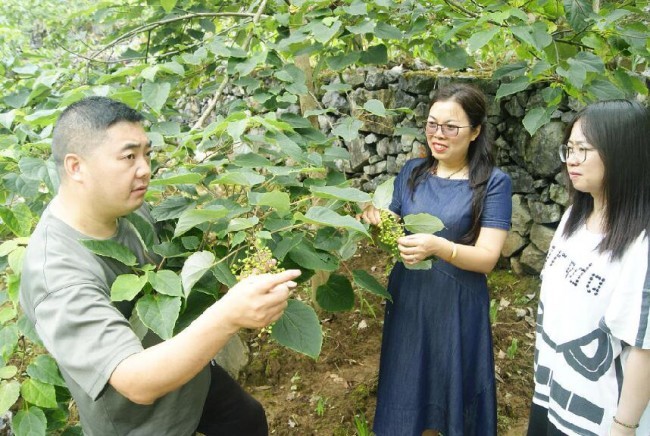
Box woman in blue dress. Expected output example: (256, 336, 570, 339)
(361, 83, 512, 436)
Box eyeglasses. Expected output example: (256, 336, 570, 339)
(558, 144, 596, 164)
(425, 122, 473, 138)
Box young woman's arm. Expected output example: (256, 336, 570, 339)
(611, 347, 650, 435)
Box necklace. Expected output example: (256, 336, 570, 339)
(433, 165, 467, 179)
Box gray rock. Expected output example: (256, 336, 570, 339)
(323, 91, 349, 112)
(345, 137, 371, 172)
(392, 89, 417, 109)
(342, 68, 366, 87)
(511, 194, 533, 235)
(386, 155, 398, 173)
(214, 334, 249, 380)
(525, 121, 564, 177)
(528, 199, 562, 224)
(519, 243, 547, 274)
(502, 231, 528, 257)
(398, 73, 437, 95)
(502, 166, 536, 194)
(504, 97, 525, 117)
(365, 68, 390, 90)
(376, 137, 391, 157)
(529, 223, 556, 253)
(549, 183, 569, 206)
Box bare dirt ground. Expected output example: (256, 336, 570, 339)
(241, 242, 540, 435)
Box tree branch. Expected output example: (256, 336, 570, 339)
(91, 12, 264, 60)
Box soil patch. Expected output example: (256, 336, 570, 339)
(241, 243, 540, 435)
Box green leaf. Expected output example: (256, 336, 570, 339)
(212, 261, 237, 288)
(308, 186, 371, 203)
(79, 240, 137, 266)
(496, 76, 531, 99)
(403, 213, 445, 234)
(148, 270, 183, 297)
(135, 294, 181, 340)
(467, 28, 500, 52)
(587, 79, 626, 100)
(13, 407, 47, 436)
(326, 52, 360, 71)
(295, 206, 369, 237)
(271, 299, 322, 359)
(210, 171, 266, 187)
(124, 212, 155, 248)
(374, 22, 403, 40)
(363, 99, 387, 116)
(0, 366, 17, 379)
(226, 217, 259, 233)
(149, 173, 202, 186)
(0, 381, 20, 415)
(316, 274, 354, 312)
(111, 274, 148, 302)
(564, 0, 592, 31)
(360, 45, 388, 65)
(8, 246, 25, 276)
(20, 378, 57, 408)
(160, 0, 177, 13)
(343, 0, 367, 16)
(248, 191, 291, 215)
(26, 355, 65, 387)
(311, 20, 341, 44)
(404, 259, 432, 270)
(372, 177, 395, 209)
(0, 324, 20, 360)
(493, 61, 528, 80)
(331, 117, 363, 142)
(151, 196, 196, 221)
(0, 205, 32, 237)
(142, 82, 171, 112)
(181, 251, 215, 296)
(433, 43, 469, 70)
(352, 270, 391, 301)
(288, 242, 339, 272)
(522, 107, 555, 136)
(174, 207, 229, 237)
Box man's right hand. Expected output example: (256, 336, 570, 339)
(217, 269, 301, 330)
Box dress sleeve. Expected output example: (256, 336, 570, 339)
(601, 233, 650, 349)
(388, 159, 420, 217)
(480, 168, 512, 230)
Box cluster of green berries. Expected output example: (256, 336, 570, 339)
(231, 242, 284, 280)
(377, 209, 404, 259)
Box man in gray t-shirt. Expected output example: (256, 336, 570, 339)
(19, 97, 300, 435)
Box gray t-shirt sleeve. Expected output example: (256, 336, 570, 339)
(34, 280, 144, 400)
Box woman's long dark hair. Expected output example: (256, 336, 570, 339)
(408, 83, 494, 244)
(562, 99, 650, 260)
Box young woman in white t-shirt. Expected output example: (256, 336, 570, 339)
(527, 100, 650, 436)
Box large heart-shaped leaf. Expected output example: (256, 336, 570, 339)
(271, 299, 322, 359)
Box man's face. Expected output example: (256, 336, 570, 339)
(79, 121, 152, 219)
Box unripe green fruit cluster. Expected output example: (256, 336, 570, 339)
(231, 242, 284, 280)
(377, 210, 404, 259)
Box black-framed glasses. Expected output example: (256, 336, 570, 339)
(425, 122, 472, 138)
(558, 144, 596, 163)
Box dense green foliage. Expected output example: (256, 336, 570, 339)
(0, 0, 648, 433)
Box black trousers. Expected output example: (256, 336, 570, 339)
(195, 362, 268, 436)
(527, 402, 567, 436)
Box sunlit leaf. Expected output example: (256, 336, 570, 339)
(20, 379, 57, 408)
(181, 251, 215, 296)
(79, 240, 137, 266)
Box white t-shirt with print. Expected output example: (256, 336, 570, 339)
(532, 209, 650, 435)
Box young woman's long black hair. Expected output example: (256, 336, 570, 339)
(562, 99, 650, 260)
(407, 83, 495, 244)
